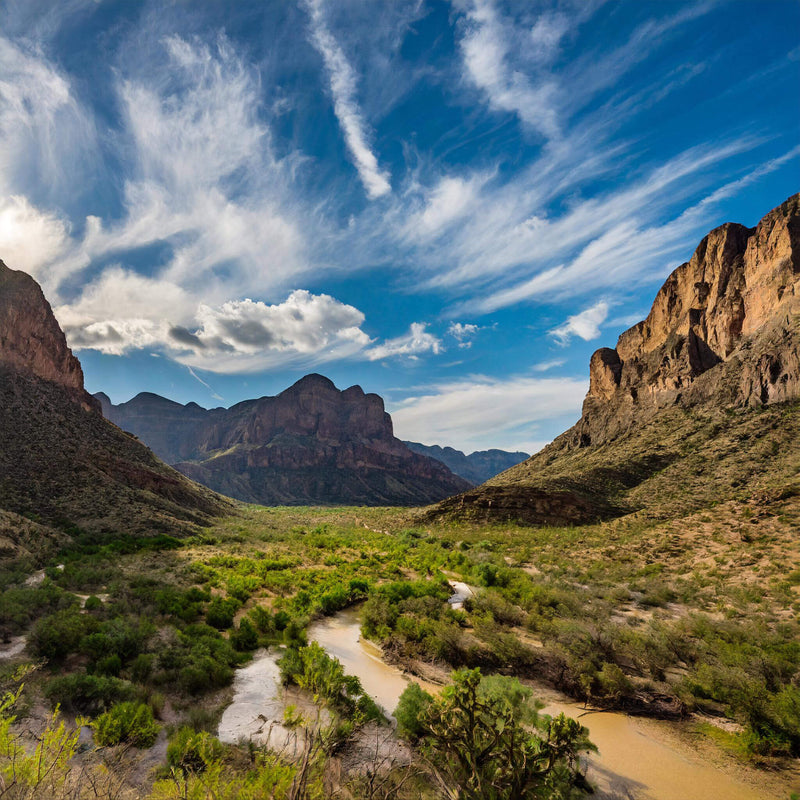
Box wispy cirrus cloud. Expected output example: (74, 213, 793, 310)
(304, 0, 391, 199)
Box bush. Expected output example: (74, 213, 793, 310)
(93, 701, 159, 748)
(29, 608, 91, 662)
(167, 727, 224, 773)
(230, 618, 258, 651)
(205, 597, 240, 630)
(45, 673, 135, 714)
(395, 683, 433, 742)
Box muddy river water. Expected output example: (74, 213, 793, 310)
(219, 606, 789, 800)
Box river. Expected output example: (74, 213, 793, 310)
(218, 606, 792, 800)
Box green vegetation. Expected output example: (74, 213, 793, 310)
(92, 701, 160, 747)
(395, 669, 594, 799)
(0, 483, 796, 795)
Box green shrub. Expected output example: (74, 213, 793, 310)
(93, 701, 159, 748)
(45, 673, 135, 714)
(167, 727, 224, 773)
(230, 618, 258, 651)
(205, 597, 240, 630)
(29, 608, 92, 662)
(395, 682, 433, 742)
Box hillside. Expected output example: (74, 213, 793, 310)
(97, 377, 471, 506)
(432, 194, 800, 524)
(403, 441, 529, 484)
(0, 260, 230, 541)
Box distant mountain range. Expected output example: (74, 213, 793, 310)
(96, 378, 471, 506)
(403, 442, 529, 484)
(431, 193, 800, 526)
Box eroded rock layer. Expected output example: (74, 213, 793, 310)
(99, 376, 471, 506)
(432, 194, 800, 525)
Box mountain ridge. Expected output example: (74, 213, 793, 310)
(97, 375, 471, 506)
(402, 441, 529, 484)
(431, 193, 800, 525)
(0, 260, 230, 540)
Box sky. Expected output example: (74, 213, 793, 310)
(0, 0, 798, 454)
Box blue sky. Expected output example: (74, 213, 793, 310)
(1, 0, 797, 453)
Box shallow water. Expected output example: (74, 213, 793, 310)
(218, 608, 779, 799)
(308, 607, 439, 715)
(216, 648, 298, 752)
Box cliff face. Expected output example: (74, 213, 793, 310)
(100, 375, 471, 506)
(432, 194, 800, 525)
(0, 261, 229, 535)
(0, 260, 97, 412)
(576, 194, 799, 446)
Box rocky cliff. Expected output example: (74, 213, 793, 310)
(0, 260, 96, 411)
(432, 194, 800, 525)
(0, 261, 229, 538)
(99, 376, 471, 506)
(574, 194, 799, 446)
(403, 442, 529, 484)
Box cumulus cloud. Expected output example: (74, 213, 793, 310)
(390, 374, 587, 452)
(549, 300, 609, 345)
(304, 0, 391, 199)
(447, 322, 480, 349)
(57, 280, 372, 373)
(0, 195, 70, 276)
(365, 323, 442, 361)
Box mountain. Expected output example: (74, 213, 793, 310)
(97, 377, 471, 506)
(403, 442, 529, 484)
(0, 259, 229, 541)
(432, 194, 800, 525)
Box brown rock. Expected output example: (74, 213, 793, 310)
(0, 259, 98, 412)
(100, 374, 472, 506)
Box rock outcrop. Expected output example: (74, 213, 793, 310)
(575, 194, 799, 446)
(0, 261, 229, 536)
(99, 376, 471, 506)
(430, 194, 800, 525)
(0, 260, 97, 411)
(403, 442, 529, 485)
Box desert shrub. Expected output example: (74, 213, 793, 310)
(44, 673, 135, 714)
(29, 608, 93, 662)
(93, 701, 159, 748)
(394, 682, 433, 742)
(83, 595, 102, 611)
(167, 727, 224, 773)
(205, 597, 241, 630)
(230, 618, 258, 651)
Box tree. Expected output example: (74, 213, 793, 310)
(395, 668, 595, 800)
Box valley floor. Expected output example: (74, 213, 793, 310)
(0, 498, 798, 798)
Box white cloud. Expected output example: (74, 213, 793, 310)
(390, 374, 587, 452)
(304, 0, 390, 199)
(0, 195, 70, 276)
(365, 322, 442, 361)
(532, 358, 566, 372)
(447, 321, 479, 349)
(549, 300, 609, 345)
(457, 0, 560, 138)
(56, 277, 372, 373)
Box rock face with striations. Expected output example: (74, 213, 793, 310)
(575, 193, 800, 447)
(431, 194, 800, 525)
(0, 260, 96, 411)
(99, 376, 471, 506)
(0, 260, 228, 537)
